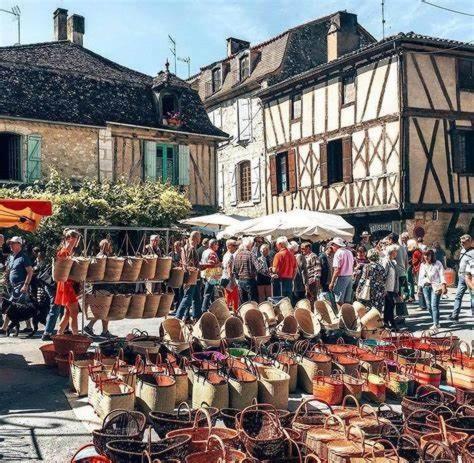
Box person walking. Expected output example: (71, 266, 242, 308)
(169, 240, 183, 310)
(328, 237, 354, 304)
(290, 241, 308, 304)
(175, 231, 202, 321)
(1, 236, 34, 334)
(301, 242, 321, 304)
(256, 244, 272, 303)
(381, 244, 401, 330)
(221, 239, 239, 311)
(200, 239, 221, 313)
(353, 246, 369, 290)
(359, 231, 373, 251)
(387, 232, 409, 300)
(233, 237, 259, 303)
(319, 244, 334, 300)
(356, 249, 386, 312)
(272, 236, 297, 299)
(55, 229, 81, 335)
(419, 248, 447, 332)
(450, 234, 474, 321)
(197, 238, 209, 263)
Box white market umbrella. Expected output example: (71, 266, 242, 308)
(180, 213, 250, 231)
(217, 209, 354, 241)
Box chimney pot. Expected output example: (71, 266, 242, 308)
(226, 37, 250, 57)
(327, 12, 360, 61)
(53, 8, 68, 41)
(67, 14, 85, 46)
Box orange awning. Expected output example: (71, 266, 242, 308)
(0, 199, 53, 232)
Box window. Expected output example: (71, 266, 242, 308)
(327, 139, 344, 184)
(239, 54, 250, 81)
(156, 144, 177, 184)
(0, 133, 22, 181)
(237, 98, 251, 141)
(238, 160, 251, 202)
(276, 152, 289, 194)
(291, 94, 302, 120)
(161, 93, 178, 119)
(452, 129, 474, 174)
(212, 67, 222, 93)
(459, 59, 474, 91)
(342, 74, 355, 105)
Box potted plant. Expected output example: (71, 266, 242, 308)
(166, 111, 181, 127)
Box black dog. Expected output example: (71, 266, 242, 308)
(0, 296, 48, 337)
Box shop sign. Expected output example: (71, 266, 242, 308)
(369, 222, 392, 233)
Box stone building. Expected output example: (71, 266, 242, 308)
(257, 12, 473, 244)
(0, 9, 227, 209)
(190, 12, 374, 217)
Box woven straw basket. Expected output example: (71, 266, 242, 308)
(121, 257, 143, 282)
(139, 256, 158, 280)
(184, 268, 199, 285)
(69, 257, 90, 282)
(136, 374, 176, 414)
(221, 316, 245, 343)
(94, 379, 135, 419)
(85, 291, 112, 320)
(53, 257, 73, 282)
(256, 365, 290, 410)
(86, 257, 107, 282)
(360, 308, 384, 330)
(126, 294, 146, 319)
(69, 352, 94, 396)
(157, 292, 174, 317)
(143, 294, 161, 318)
(104, 257, 125, 282)
(162, 318, 190, 353)
(209, 298, 232, 327)
(294, 308, 321, 339)
(168, 268, 185, 288)
(193, 312, 221, 348)
(108, 294, 131, 320)
(155, 257, 172, 281)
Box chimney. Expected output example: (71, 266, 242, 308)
(67, 14, 85, 46)
(226, 37, 250, 57)
(53, 8, 68, 41)
(327, 12, 360, 61)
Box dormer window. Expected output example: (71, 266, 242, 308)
(158, 91, 181, 126)
(239, 54, 250, 81)
(212, 67, 222, 93)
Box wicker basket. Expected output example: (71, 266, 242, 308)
(139, 256, 158, 280)
(53, 257, 73, 282)
(360, 308, 384, 330)
(155, 257, 172, 281)
(69, 351, 94, 396)
(157, 292, 174, 317)
(108, 294, 132, 320)
(126, 294, 146, 319)
(184, 268, 199, 285)
(121, 257, 143, 282)
(104, 257, 125, 282)
(94, 379, 135, 419)
(52, 334, 91, 356)
(143, 294, 161, 318)
(40, 343, 57, 367)
(55, 354, 70, 377)
(86, 257, 107, 282)
(255, 365, 290, 410)
(136, 374, 177, 414)
(85, 291, 113, 320)
(168, 268, 185, 288)
(162, 318, 191, 353)
(193, 312, 221, 348)
(69, 257, 90, 282)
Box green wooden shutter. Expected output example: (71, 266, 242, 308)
(178, 144, 190, 185)
(26, 135, 42, 182)
(144, 141, 157, 181)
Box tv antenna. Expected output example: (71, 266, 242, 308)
(178, 56, 191, 78)
(381, 0, 386, 38)
(168, 35, 177, 74)
(0, 5, 21, 45)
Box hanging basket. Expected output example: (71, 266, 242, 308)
(69, 257, 91, 282)
(139, 255, 158, 280)
(104, 257, 125, 282)
(126, 294, 146, 319)
(155, 257, 172, 281)
(183, 268, 199, 285)
(168, 267, 185, 288)
(87, 257, 107, 282)
(53, 256, 73, 282)
(121, 257, 143, 282)
(108, 294, 131, 320)
(157, 292, 174, 317)
(85, 291, 113, 320)
(143, 294, 161, 318)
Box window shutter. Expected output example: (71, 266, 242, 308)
(215, 107, 222, 129)
(287, 148, 297, 193)
(238, 98, 251, 141)
(178, 145, 190, 185)
(229, 166, 237, 205)
(144, 140, 157, 181)
(218, 164, 225, 207)
(251, 157, 261, 203)
(26, 135, 42, 182)
(269, 154, 278, 196)
(342, 136, 353, 184)
(320, 142, 329, 187)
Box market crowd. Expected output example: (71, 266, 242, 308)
(0, 229, 473, 339)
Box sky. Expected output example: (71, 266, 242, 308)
(0, 0, 472, 78)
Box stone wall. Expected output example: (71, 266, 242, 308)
(0, 118, 99, 182)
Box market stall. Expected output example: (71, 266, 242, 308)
(0, 198, 53, 231)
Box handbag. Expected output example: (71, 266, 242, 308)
(356, 280, 371, 301)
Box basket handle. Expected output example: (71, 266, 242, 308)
(193, 407, 212, 433)
(340, 394, 360, 412)
(68, 350, 75, 365)
(239, 407, 280, 436)
(455, 404, 474, 418)
(70, 444, 97, 462)
(323, 414, 345, 432)
(359, 403, 377, 420)
(206, 434, 226, 458)
(177, 401, 192, 420)
(304, 456, 322, 463)
(141, 450, 152, 463)
(346, 425, 365, 450)
(416, 384, 444, 400)
(370, 438, 400, 462)
(282, 428, 303, 463)
(292, 397, 333, 422)
(421, 440, 456, 462)
(376, 402, 394, 415)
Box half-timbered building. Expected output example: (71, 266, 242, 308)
(258, 16, 473, 242)
(191, 12, 374, 217)
(0, 9, 227, 209)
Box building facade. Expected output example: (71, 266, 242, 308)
(191, 13, 375, 217)
(0, 9, 227, 209)
(258, 21, 473, 243)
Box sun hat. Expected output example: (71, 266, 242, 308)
(329, 237, 346, 247)
(361, 231, 371, 237)
(9, 236, 23, 244)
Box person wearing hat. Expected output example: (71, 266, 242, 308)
(328, 237, 354, 303)
(450, 234, 474, 321)
(359, 231, 373, 252)
(145, 235, 162, 257)
(221, 239, 239, 311)
(1, 236, 34, 334)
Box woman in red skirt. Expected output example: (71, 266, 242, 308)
(55, 229, 81, 335)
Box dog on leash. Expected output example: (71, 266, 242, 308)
(0, 295, 48, 337)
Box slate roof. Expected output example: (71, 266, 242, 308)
(192, 11, 376, 105)
(0, 41, 227, 138)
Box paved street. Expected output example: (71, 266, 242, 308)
(0, 291, 472, 462)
